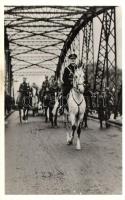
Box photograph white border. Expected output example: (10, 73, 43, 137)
(0, 0, 124, 200)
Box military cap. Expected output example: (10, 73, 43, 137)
(68, 53, 77, 59)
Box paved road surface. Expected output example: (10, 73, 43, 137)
(5, 111, 122, 194)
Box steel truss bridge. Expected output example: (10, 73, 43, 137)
(4, 6, 121, 117)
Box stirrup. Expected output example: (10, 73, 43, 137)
(59, 106, 64, 115)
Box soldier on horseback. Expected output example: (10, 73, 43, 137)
(43, 75, 50, 92)
(17, 77, 30, 122)
(59, 53, 78, 114)
(19, 77, 30, 101)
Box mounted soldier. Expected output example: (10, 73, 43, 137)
(19, 77, 29, 97)
(43, 75, 50, 93)
(16, 77, 30, 122)
(59, 53, 78, 114)
(18, 77, 30, 104)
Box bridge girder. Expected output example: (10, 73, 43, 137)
(56, 6, 115, 78)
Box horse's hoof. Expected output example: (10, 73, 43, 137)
(76, 142, 81, 150)
(84, 125, 88, 129)
(67, 140, 73, 145)
(76, 147, 81, 150)
(76, 146, 81, 150)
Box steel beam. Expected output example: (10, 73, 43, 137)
(56, 7, 114, 78)
(81, 20, 94, 86)
(94, 8, 117, 92)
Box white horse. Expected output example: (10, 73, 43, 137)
(53, 67, 86, 150)
(31, 86, 38, 116)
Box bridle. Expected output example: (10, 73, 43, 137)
(73, 72, 85, 94)
(71, 89, 84, 119)
(71, 70, 85, 116)
(71, 89, 83, 107)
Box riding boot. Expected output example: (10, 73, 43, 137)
(58, 95, 64, 115)
(59, 96, 68, 115)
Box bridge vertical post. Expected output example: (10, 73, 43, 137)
(81, 19, 94, 87)
(94, 8, 118, 118)
(5, 27, 13, 97)
(114, 8, 118, 118)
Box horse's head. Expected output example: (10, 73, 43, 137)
(73, 67, 85, 93)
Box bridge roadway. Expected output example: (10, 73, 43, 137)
(5, 111, 122, 194)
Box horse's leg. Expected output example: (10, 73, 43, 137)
(32, 106, 35, 116)
(19, 108, 22, 123)
(45, 107, 47, 122)
(26, 108, 28, 122)
(27, 109, 29, 121)
(49, 107, 53, 127)
(52, 100, 59, 127)
(67, 114, 76, 145)
(100, 111, 103, 128)
(84, 111, 88, 128)
(34, 107, 37, 117)
(23, 108, 25, 120)
(36, 105, 38, 116)
(76, 122, 82, 150)
(54, 108, 58, 126)
(23, 108, 26, 120)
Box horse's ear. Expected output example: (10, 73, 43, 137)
(78, 61, 82, 68)
(82, 64, 84, 69)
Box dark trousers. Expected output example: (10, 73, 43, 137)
(62, 85, 72, 108)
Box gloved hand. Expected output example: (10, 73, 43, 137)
(68, 74, 73, 81)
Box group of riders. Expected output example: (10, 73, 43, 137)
(17, 53, 115, 127)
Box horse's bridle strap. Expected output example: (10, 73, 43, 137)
(71, 90, 83, 107)
(73, 86, 83, 94)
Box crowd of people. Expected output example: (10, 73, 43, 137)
(5, 53, 122, 123)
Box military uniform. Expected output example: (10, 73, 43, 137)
(63, 63, 78, 96)
(19, 82, 29, 96)
(42, 80, 50, 94)
(61, 54, 78, 111)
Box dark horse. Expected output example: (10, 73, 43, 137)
(43, 89, 50, 123)
(16, 91, 31, 123)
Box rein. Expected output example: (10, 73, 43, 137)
(71, 89, 83, 119)
(73, 85, 84, 94)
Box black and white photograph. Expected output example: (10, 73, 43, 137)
(2, 3, 123, 196)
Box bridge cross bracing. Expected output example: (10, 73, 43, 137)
(4, 6, 118, 98)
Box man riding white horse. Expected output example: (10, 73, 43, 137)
(52, 54, 86, 149)
(59, 53, 78, 114)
